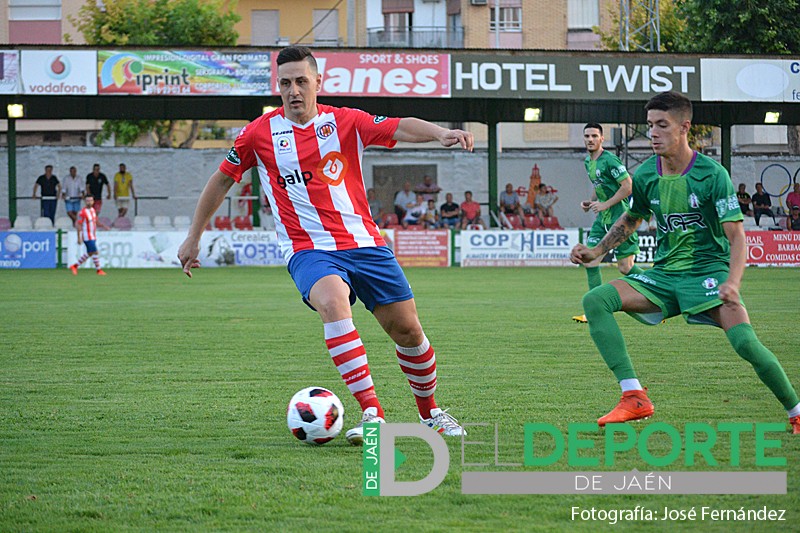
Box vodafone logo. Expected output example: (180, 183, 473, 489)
(48, 55, 70, 80)
(317, 152, 348, 186)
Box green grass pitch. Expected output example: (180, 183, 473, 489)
(1, 266, 798, 531)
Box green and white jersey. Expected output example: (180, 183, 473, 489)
(630, 152, 743, 272)
(585, 150, 631, 225)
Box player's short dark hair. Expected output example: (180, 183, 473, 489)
(584, 123, 603, 134)
(277, 46, 317, 74)
(45, 164, 53, 170)
(645, 91, 693, 121)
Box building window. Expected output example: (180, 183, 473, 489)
(384, 12, 411, 30)
(568, 0, 599, 30)
(251, 10, 280, 45)
(9, 0, 61, 20)
(489, 7, 522, 32)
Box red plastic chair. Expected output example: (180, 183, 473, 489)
(111, 216, 132, 230)
(214, 216, 233, 230)
(542, 216, 563, 230)
(504, 214, 524, 229)
(383, 213, 399, 227)
(525, 215, 542, 229)
(233, 216, 253, 230)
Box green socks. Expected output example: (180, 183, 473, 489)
(582, 284, 636, 381)
(726, 323, 799, 410)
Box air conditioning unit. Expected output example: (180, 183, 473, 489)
(470, 0, 488, 5)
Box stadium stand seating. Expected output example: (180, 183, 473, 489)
(504, 214, 524, 230)
(0, 217, 11, 231)
(55, 216, 74, 230)
(133, 215, 153, 229)
(542, 216, 563, 230)
(383, 213, 399, 227)
(112, 216, 133, 230)
(214, 216, 233, 230)
(525, 215, 542, 229)
(98, 216, 113, 230)
(152, 215, 173, 230)
(34, 217, 54, 230)
(12, 216, 32, 230)
(172, 216, 191, 230)
(233, 216, 253, 230)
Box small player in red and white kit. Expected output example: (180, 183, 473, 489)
(178, 46, 473, 445)
(70, 195, 109, 276)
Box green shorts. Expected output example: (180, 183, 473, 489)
(621, 266, 740, 327)
(586, 218, 639, 260)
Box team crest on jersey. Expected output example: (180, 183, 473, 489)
(226, 146, 241, 165)
(316, 122, 336, 140)
(702, 277, 718, 290)
(374, 115, 387, 124)
(689, 193, 699, 208)
(277, 137, 292, 154)
(317, 151, 349, 186)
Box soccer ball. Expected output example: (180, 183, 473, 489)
(287, 387, 344, 445)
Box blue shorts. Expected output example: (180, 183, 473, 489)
(84, 240, 97, 254)
(287, 247, 414, 312)
(65, 199, 81, 213)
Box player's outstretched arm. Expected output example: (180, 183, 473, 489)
(393, 117, 474, 151)
(178, 170, 235, 278)
(572, 212, 640, 265)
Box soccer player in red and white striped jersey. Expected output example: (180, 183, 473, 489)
(178, 46, 473, 444)
(70, 195, 109, 275)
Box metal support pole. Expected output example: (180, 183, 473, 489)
(250, 167, 261, 227)
(488, 120, 498, 227)
(8, 117, 17, 225)
(721, 122, 732, 175)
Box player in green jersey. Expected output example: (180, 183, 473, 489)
(570, 92, 800, 433)
(572, 123, 644, 323)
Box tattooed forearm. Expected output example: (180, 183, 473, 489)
(595, 213, 638, 254)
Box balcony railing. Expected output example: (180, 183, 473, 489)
(367, 26, 464, 49)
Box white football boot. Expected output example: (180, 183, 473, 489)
(419, 408, 466, 436)
(345, 406, 385, 446)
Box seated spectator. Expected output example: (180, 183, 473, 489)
(787, 183, 800, 211)
(394, 181, 416, 220)
(752, 183, 777, 227)
(737, 183, 752, 216)
(499, 182, 527, 228)
(402, 193, 427, 228)
(534, 183, 559, 218)
(423, 199, 440, 229)
(367, 188, 385, 227)
(414, 175, 441, 202)
(786, 204, 800, 231)
(439, 193, 461, 228)
(460, 190, 484, 229)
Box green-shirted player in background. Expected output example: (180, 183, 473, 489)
(572, 123, 645, 323)
(570, 92, 800, 433)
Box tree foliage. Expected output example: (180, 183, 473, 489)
(597, 0, 685, 52)
(69, 0, 240, 147)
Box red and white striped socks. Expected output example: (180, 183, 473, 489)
(324, 318, 383, 418)
(396, 336, 438, 418)
(76, 254, 102, 271)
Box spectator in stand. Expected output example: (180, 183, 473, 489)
(737, 183, 752, 216)
(787, 183, 800, 211)
(752, 182, 777, 227)
(460, 190, 483, 229)
(439, 192, 461, 228)
(423, 199, 439, 229)
(394, 181, 416, 220)
(62, 166, 84, 224)
(32, 165, 61, 223)
(367, 188, 385, 227)
(402, 193, 427, 228)
(414, 175, 441, 202)
(113, 163, 137, 218)
(86, 163, 111, 215)
(535, 183, 559, 218)
(786, 205, 800, 231)
(499, 182, 527, 228)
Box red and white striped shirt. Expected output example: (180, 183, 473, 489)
(77, 206, 98, 241)
(219, 104, 400, 262)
